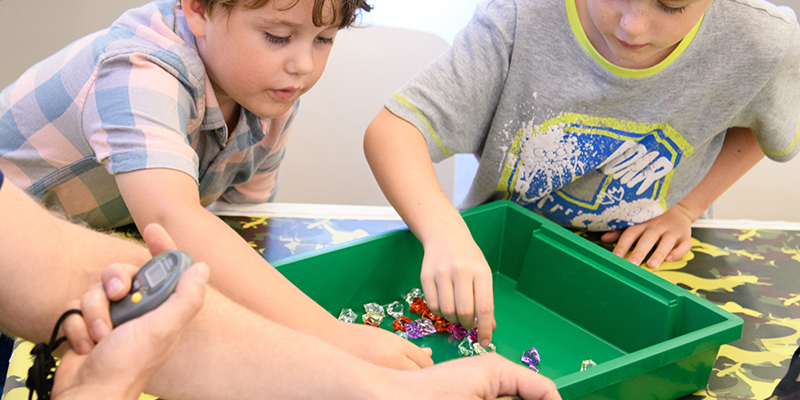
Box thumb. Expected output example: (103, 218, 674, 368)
(142, 224, 177, 257)
(137, 262, 208, 342)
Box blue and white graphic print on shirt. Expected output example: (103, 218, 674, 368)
(498, 113, 695, 231)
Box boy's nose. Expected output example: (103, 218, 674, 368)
(286, 46, 315, 75)
(619, 6, 648, 37)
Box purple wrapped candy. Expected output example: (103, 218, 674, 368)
(448, 323, 468, 340)
(468, 328, 478, 343)
(522, 347, 541, 372)
(405, 322, 424, 339)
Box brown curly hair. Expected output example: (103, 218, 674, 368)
(192, 0, 372, 29)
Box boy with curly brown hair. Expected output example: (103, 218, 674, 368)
(0, 0, 432, 369)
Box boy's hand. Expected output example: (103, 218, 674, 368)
(406, 353, 561, 400)
(601, 203, 694, 268)
(420, 235, 496, 347)
(328, 321, 434, 370)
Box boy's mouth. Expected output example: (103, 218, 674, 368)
(271, 87, 299, 100)
(617, 39, 647, 50)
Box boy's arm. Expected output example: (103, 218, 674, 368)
(604, 127, 765, 267)
(364, 108, 496, 346)
(114, 167, 433, 369)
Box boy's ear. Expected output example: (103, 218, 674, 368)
(182, 0, 209, 38)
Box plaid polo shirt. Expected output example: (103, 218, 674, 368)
(0, 0, 295, 228)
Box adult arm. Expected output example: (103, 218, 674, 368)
(0, 179, 151, 343)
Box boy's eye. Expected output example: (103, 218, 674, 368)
(316, 36, 334, 45)
(265, 32, 290, 44)
(658, 2, 687, 14)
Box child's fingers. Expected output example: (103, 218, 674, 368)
(611, 226, 641, 259)
(404, 342, 435, 369)
(474, 274, 495, 347)
(62, 299, 94, 355)
(100, 263, 139, 301)
(80, 283, 113, 342)
(646, 235, 677, 268)
(434, 277, 458, 323)
(454, 276, 476, 330)
(627, 231, 661, 267)
(141, 223, 177, 257)
(666, 237, 693, 262)
(420, 273, 439, 315)
(600, 230, 622, 243)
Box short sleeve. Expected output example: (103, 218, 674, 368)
(384, 0, 517, 162)
(83, 52, 200, 180)
(0, 168, 4, 191)
(222, 102, 298, 203)
(732, 18, 800, 162)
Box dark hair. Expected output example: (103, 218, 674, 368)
(195, 0, 372, 29)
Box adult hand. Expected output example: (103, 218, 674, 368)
(53, 224, 207, 400)
(420, 233, 496, 347)
(601, 203, 694, 268)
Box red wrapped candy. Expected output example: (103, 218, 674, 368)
(409, 297, 428, 314)
(393, 316, 413, 331)
(434, 319, 452, 333)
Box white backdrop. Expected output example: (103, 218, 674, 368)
(2, 0, 800, 219)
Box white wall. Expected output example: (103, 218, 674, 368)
(712, 0, 800, 222)
(0, 0, 151, 88)
(3, 0, 800, 219)
(272, 26, 454, 206)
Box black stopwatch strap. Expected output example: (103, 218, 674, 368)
(27, 309, 82, 400)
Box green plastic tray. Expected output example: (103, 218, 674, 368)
(272, 200, 742, 399)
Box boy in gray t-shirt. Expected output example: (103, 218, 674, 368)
(364, 0, 800, 346)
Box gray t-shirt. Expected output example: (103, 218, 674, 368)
(386, 0, 800, 231)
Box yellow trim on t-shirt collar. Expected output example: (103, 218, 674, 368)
(566, 0, 705, 78)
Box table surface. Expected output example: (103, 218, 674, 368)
(5, 202, 800, 400)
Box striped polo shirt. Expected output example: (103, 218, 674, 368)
(0, 0, 295, 228)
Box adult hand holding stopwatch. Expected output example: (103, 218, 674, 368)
(53, 224, 207, 400)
